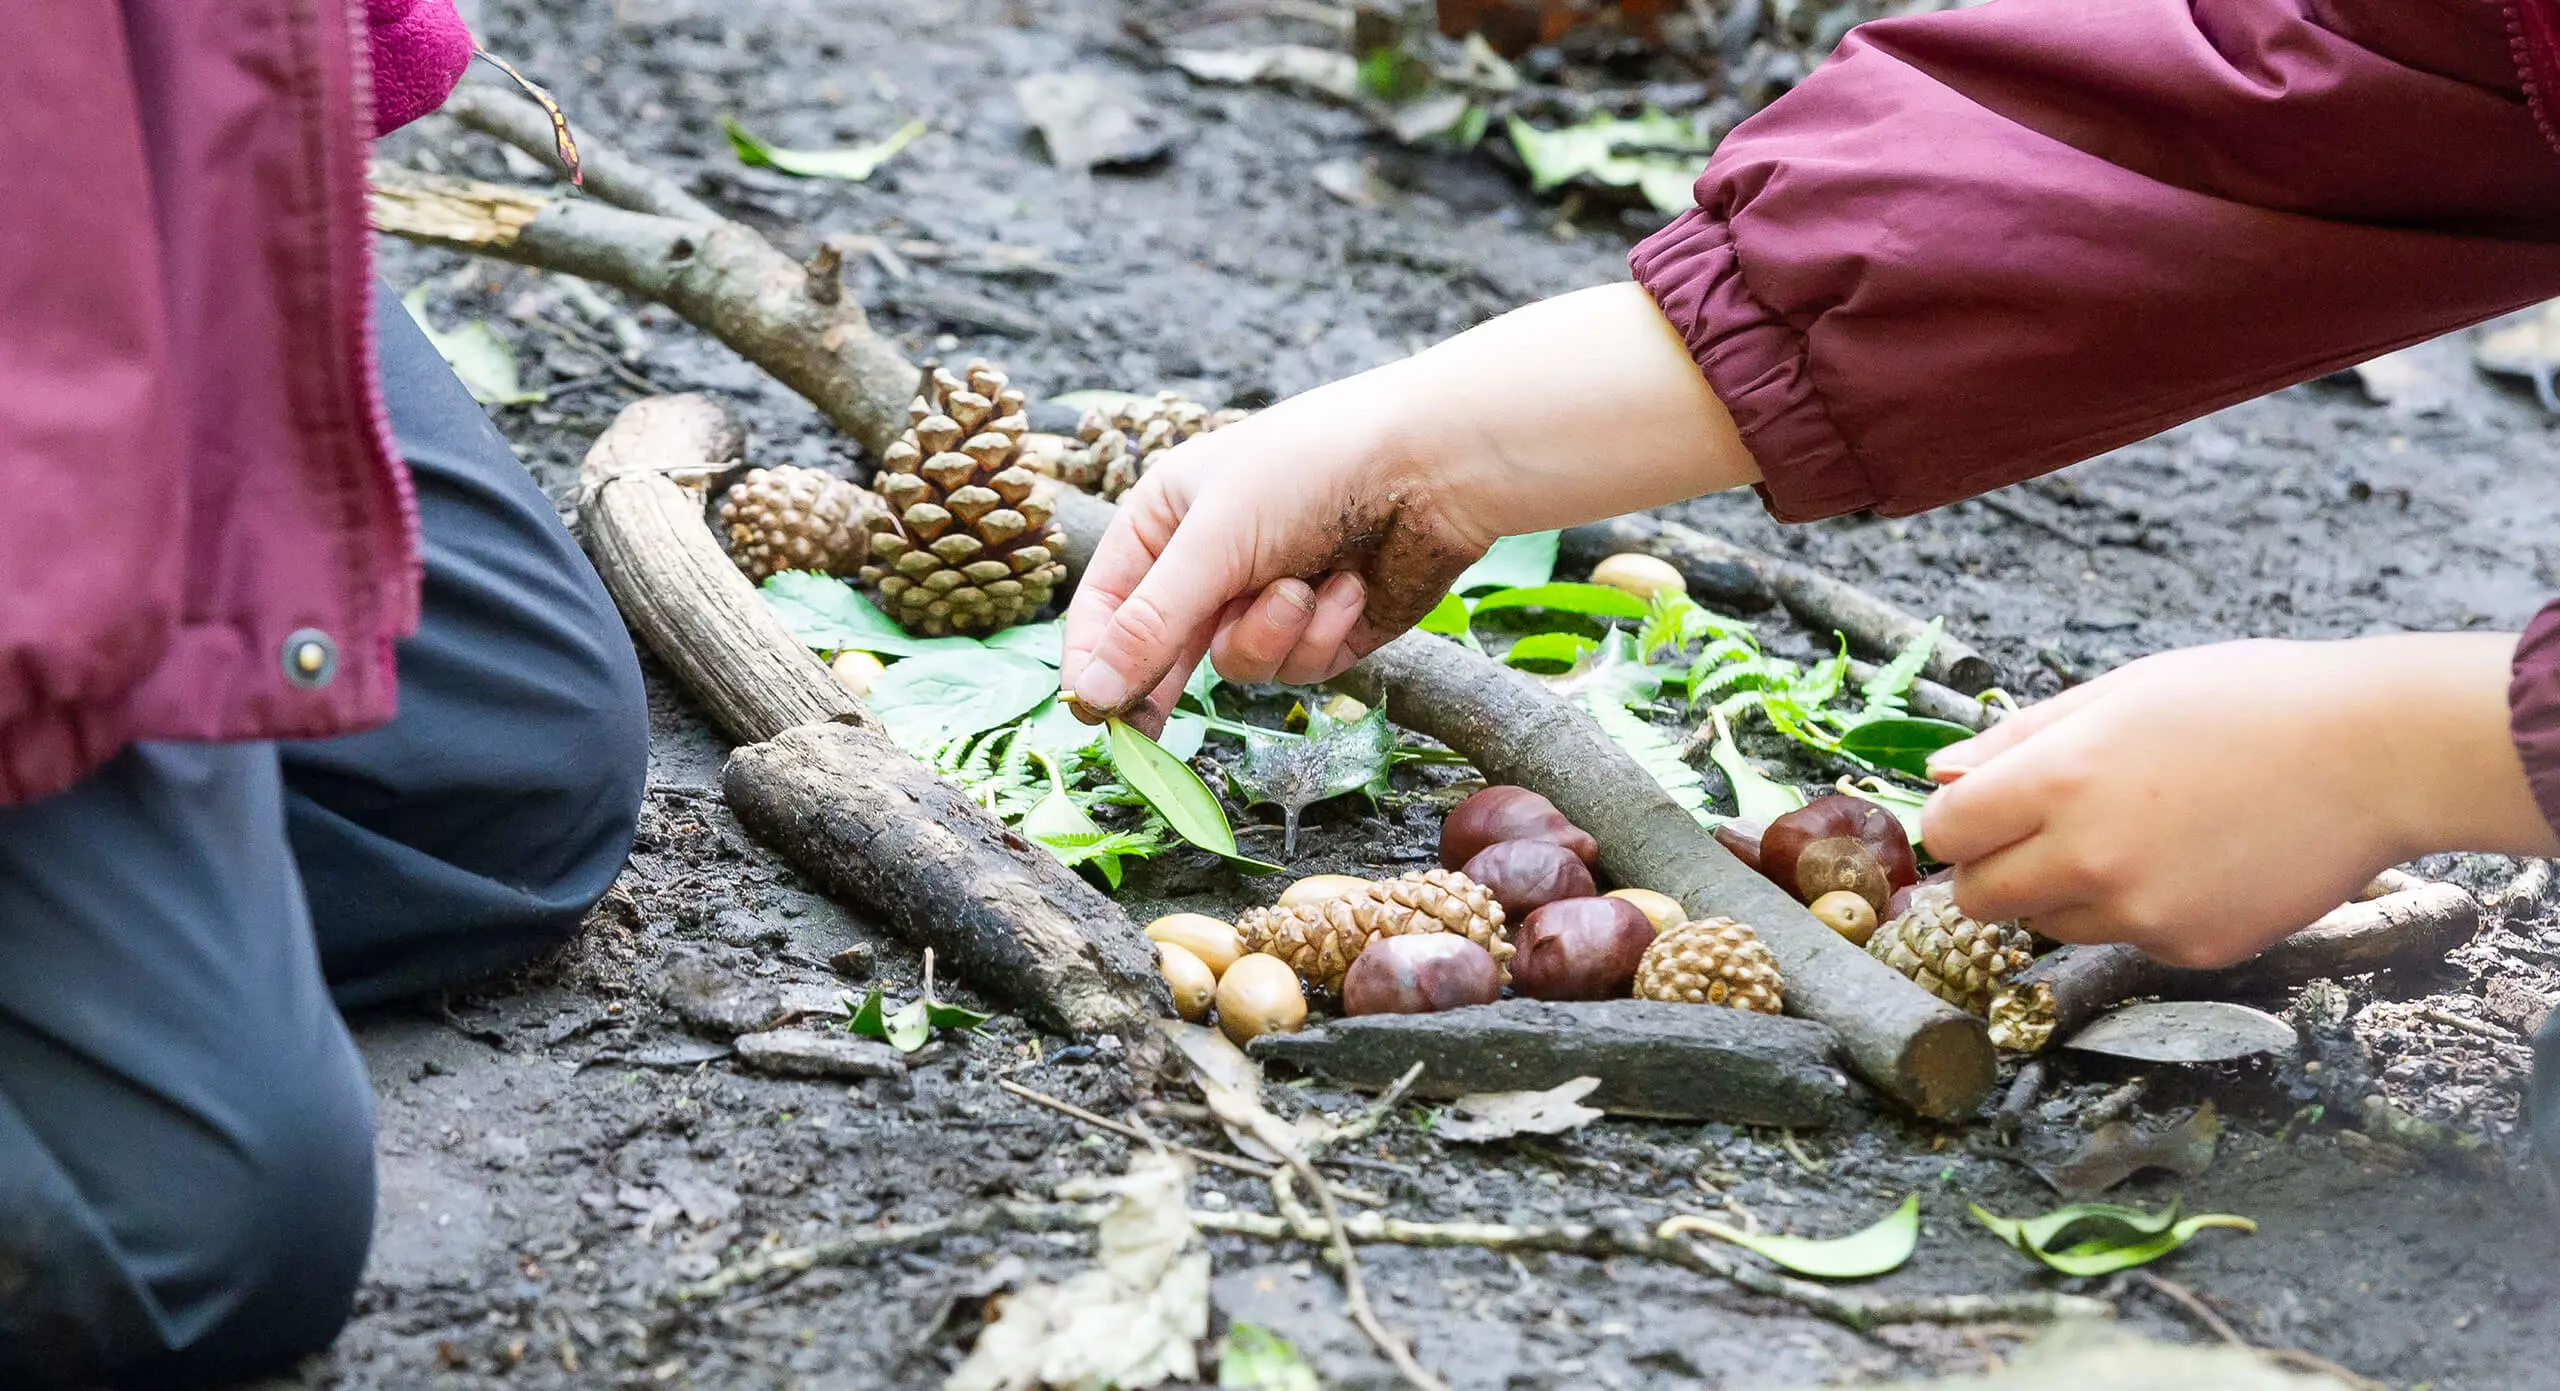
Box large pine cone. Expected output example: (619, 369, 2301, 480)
(1237, 868, 1510, 992)
(1632, 917, 1784, 1015)
(858, 361, 1070, 636)
(1866, 883, 2035, 1017)
(716, 466, 884, 584)
(1027, 392, 1249, 501)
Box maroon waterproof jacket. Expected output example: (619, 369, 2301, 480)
(1632, 0, 2560, 834)
(0, 0, 466, 805)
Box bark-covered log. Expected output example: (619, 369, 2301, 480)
(725, 724, 1167, 1037)
(1842, 659, 1994, 733)
(1248, 998, 1849, 1126)
(1330, 633, 1997, 1119)
(1987, 881, 2482, 1052)
(370, 164, 918, 459)
(1557, 515, 1774, 613)
(1562, 513, 1997, 693)
(576, 396, 1164, 1038)
(443, 84, 721, 223)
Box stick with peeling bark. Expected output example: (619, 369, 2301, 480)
(577, 395, 1165, 1037)
(1329, 633, 1997, 1120)
(1561, 513, 1998, 694)
(1987, 881, 2482, 1052)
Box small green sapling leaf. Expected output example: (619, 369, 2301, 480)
(725, 116, 927, 181)
(1450, 531, 1560, 594)
(1501, 631, 1597, 672)
(1219, 1324, 1319, 1391)
(1226, 705, 1392, 856)
(1107, 719, 1283, 873)
(1971, 1198, 2255, 1276)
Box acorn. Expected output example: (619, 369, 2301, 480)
(1238, 868, 1511, 992)
(716, 465, 887, 584)
(1808, 889, 1879, 946)
(1440, 786, 1598, 871)
(1342, 934, 1502, 1016)
(1590, 553, 1685, 601)
(1632, 917, 1785, 1014)
(856, 360, 1069, 637)
(830, 650, 886, 698)
(1511, 897, 1657, 1001)
(1757, 795, 1919, 914)
(1604, 887, 1687, 933)
(1866, 883, 2033, 1017)
(1157, 941, 1216, 1022)
(1278, 874, 1373, 909)
(1215, 953, 1307, 1044)
(1461, 839, 1597, 922)
(1147, 913, 1243, 978)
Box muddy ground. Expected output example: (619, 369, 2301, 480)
(327, 1, 2560, 1386)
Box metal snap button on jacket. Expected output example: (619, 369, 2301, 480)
(281, 629, 339, 689)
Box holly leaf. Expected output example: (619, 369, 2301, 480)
(757, 573, 983, 659)
(1107, 719, 1283, 873)
(725, 116, 927, 181)
(1660, 1194, 1919, 1280)
(1227, 704, 1393, 856)
(1835, 717, 1974, 779)
(867, 650, 1058, 752)
(1450, 531, 1560, 594)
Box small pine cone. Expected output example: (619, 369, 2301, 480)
(1866, 884, 2035, 1017)
(1632, 917, 1785, 1014)
(1236, 867, 1510, 993)
(715, 466, 883, 583)
(856, 360, 1070, 637)
(1053, 391, 1248, 501)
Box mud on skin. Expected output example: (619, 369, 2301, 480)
(341, 0, 2560, 1385)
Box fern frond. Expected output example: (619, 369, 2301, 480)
(1581, 692, 1709, 820)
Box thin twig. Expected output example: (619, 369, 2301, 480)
(997, 1078, 1276, 1179)
(2130, 1272, 2386, 1391)
(1277, 1141, 1445, 1391)
(1779, 1128, 1826, 1174)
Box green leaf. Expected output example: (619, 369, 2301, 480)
(1546, 628, 1660, 710)
(1638, 588, 1756, 661)
(883, 997, 933, 1052)
(923, 999, 993, 1033)
(1668, 1194, 1919, 1279)
(1502, 631, 1598, 672)
(846, 982, 991, 1054)
(1417, 592, 1474, 637)
(1707, 714, 1805, 824)
(867, 650, 1058, 752)
(1227, 704, 1394, 856)
(757, 573, 984, 659)
(1016, 696, 1106, 763)
(400, 287, 545, 405)
(1582, 694, 1708, 819)
(724, 116, 927, 181)
(1504, 109, 1712, 212)
(1451, 531, 1560, 594)
(1107, 719, 1283, 873)
(1182, 654, 1223, 714)
(1835, 717, 1974, 779)
(983, 620, 1066, 664)
(1858, 616, 1943, 718)
(1971, 1199, 2256, 1276)
(846, 986, 888, 1039)
(1471, 582, 1650, 622)
(1219, 1324, 1320, 1391)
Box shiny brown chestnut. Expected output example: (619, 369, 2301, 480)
(1341, 934, 1503, 1016)
(1757, 795, 1919, 913)
(1440, 786, 1599, 871)
(1461, 839, 1597, 922)
(1711, 819, 1765, 873)
(1510, 897, 1658, 1001)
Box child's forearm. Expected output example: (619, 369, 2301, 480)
(1387, 283, 1762, 533)
(2372, 633, 2560, 860)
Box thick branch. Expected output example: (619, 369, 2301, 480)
(1988, 881, 2482, 1052)
(1331, 633, 1996, 1120)
(371, 164, 918, 458)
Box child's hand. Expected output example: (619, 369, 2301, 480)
(1921, 633, 2553, 967)
(1061, 284, 1763, 731)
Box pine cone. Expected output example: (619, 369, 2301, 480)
(1866, 883, 2035, 1017)
(1632, 917, 1784, 1014)
(857, 361, 1070, 636)
(716, 466, 884, 584)
(1026, 392, 1248, 501)
(1237, 867, 1510, 992)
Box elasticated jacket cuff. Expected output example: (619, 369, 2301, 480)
(2510, 601, 2560, 840)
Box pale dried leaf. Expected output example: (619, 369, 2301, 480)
(1434, 1076, 1603, 1143)
(2063, 1001, 2296, 1064)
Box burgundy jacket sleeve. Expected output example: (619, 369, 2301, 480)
(1631, 0, 2560, 524)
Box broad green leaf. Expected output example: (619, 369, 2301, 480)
(1858, 616, 1944, 717)
(846, 984, 990, 1053)
(400, 287, 545, 405)
(983, 620, 1066, 664)
(1582, 694, 1708, 819)
(1505, 109, 1710, 212)
(1471, 582, 1649, 622)
(922, 999, 994, 1033)
(1836, 717, 1974, 779)
(1017, 696, 1106, 762)
(1662, 1194, 1918, 1279)
(1502, 631, 1597, 672)
(1107, 719, 1283, 873)
(1182, 654, 1223, 714)
(1707, 715, 1805, 824)
(1451, 531, 1560, 594)
(725, 116, 927, 181)
(1227, 705, 1393, 856)
(1638, 588, 1756, 661)
(868, 650, 1057, 752)
(883, 997, 933, 1052)
(1971, 1199, 2256, 1277)
(1417, 592, 1474, 637)
(758, 573, 983, 659)
(1220, 1324, 1319, 1391)
(846, 986, 888, 1039)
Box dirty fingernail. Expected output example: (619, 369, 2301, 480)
(1070, 660, 1132, 714)
(1268, 577, 1316, 613)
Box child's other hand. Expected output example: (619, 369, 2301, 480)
(1921, 634, 2551, 967)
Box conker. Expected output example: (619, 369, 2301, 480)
(1808, 890, 1878, 946)
(1147, 913, 1243, 978)
(1461, 839, 1597, 921)
(1341, 934, 1502, 1017)
(1886, 869, 1953, 923)
(1757, 795, 1918, 912)
(1216, 953, 1308, 1045)
(1711, 819, 1765, 874)
(1440, 786, 1599, 870)
(1510, 897, 1658, 1001)
(1604, 887, 1686, 933)
(1278, 874, 1372, 909)
(1157, 941, 1216, 1021)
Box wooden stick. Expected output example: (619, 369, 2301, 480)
(1561, 513, 1997, 693)
(1987, 881, 2482, 1052)
(1556, 513, 1774, 613)
(1329, 633, 1997, 1120)
(996, 1078, 1276, 1178)
(443, 84, 720, 223)
(576, 397, 1164, 1038)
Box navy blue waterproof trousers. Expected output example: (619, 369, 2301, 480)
(0, 286, 649, 1385)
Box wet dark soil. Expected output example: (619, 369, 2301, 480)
(334, 1, 2560, 1385)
